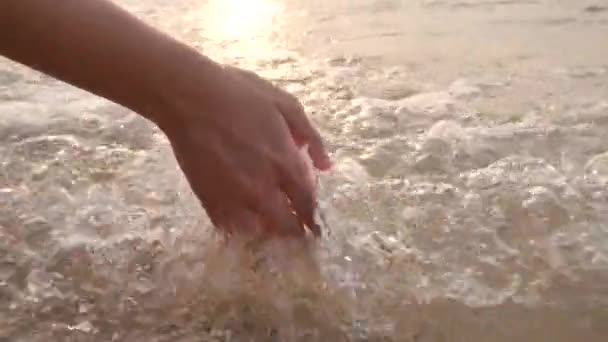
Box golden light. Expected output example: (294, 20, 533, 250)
(203, 0, 281, 41)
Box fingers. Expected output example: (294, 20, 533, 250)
(256, 189, 307, 238)
(277, 146, 322, 237)
(276, 95, 332, 171)
(227, 64, 331, 169)
(219, 208, 260, 235)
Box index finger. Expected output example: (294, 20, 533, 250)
(276, 94, 332, 171)
(277, 143, 322, 237)
(257, 188, 307, 238)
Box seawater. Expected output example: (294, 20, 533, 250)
(1, 0, 608, 341)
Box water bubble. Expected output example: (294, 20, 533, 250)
(67, 321, 96, 334)
(585, 151, 608, 177)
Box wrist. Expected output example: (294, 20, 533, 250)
(134, 43, 220, 135)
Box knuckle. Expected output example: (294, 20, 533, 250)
(279, 92, 305, 114)
(284, 92, 301, 106)
(289, 97, 306, 115)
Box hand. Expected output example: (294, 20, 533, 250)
(0, 0, 330, 237)
(157, 58, 331, 238)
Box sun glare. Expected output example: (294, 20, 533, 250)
(207, 0, 280, 41)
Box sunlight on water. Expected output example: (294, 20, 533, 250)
(179, 0, 285, 61)
(198, 0, 281, 43)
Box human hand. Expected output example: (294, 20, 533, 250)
(0, 0, 329, 237)
(157, 58, 331, 238)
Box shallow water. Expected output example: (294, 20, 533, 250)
(2, 0, 608, 341)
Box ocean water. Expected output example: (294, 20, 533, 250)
(1, 0, 608, 341)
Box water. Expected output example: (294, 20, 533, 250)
(2, 0, 608, 340)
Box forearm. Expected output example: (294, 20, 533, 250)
(0, 0, 210, 126)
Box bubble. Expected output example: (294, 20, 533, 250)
(585, 151, 608, 177)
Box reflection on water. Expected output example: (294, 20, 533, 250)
(185, 0, 284, 61)
(1, 0, 608, 341)
(207, 0, 280, 41)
